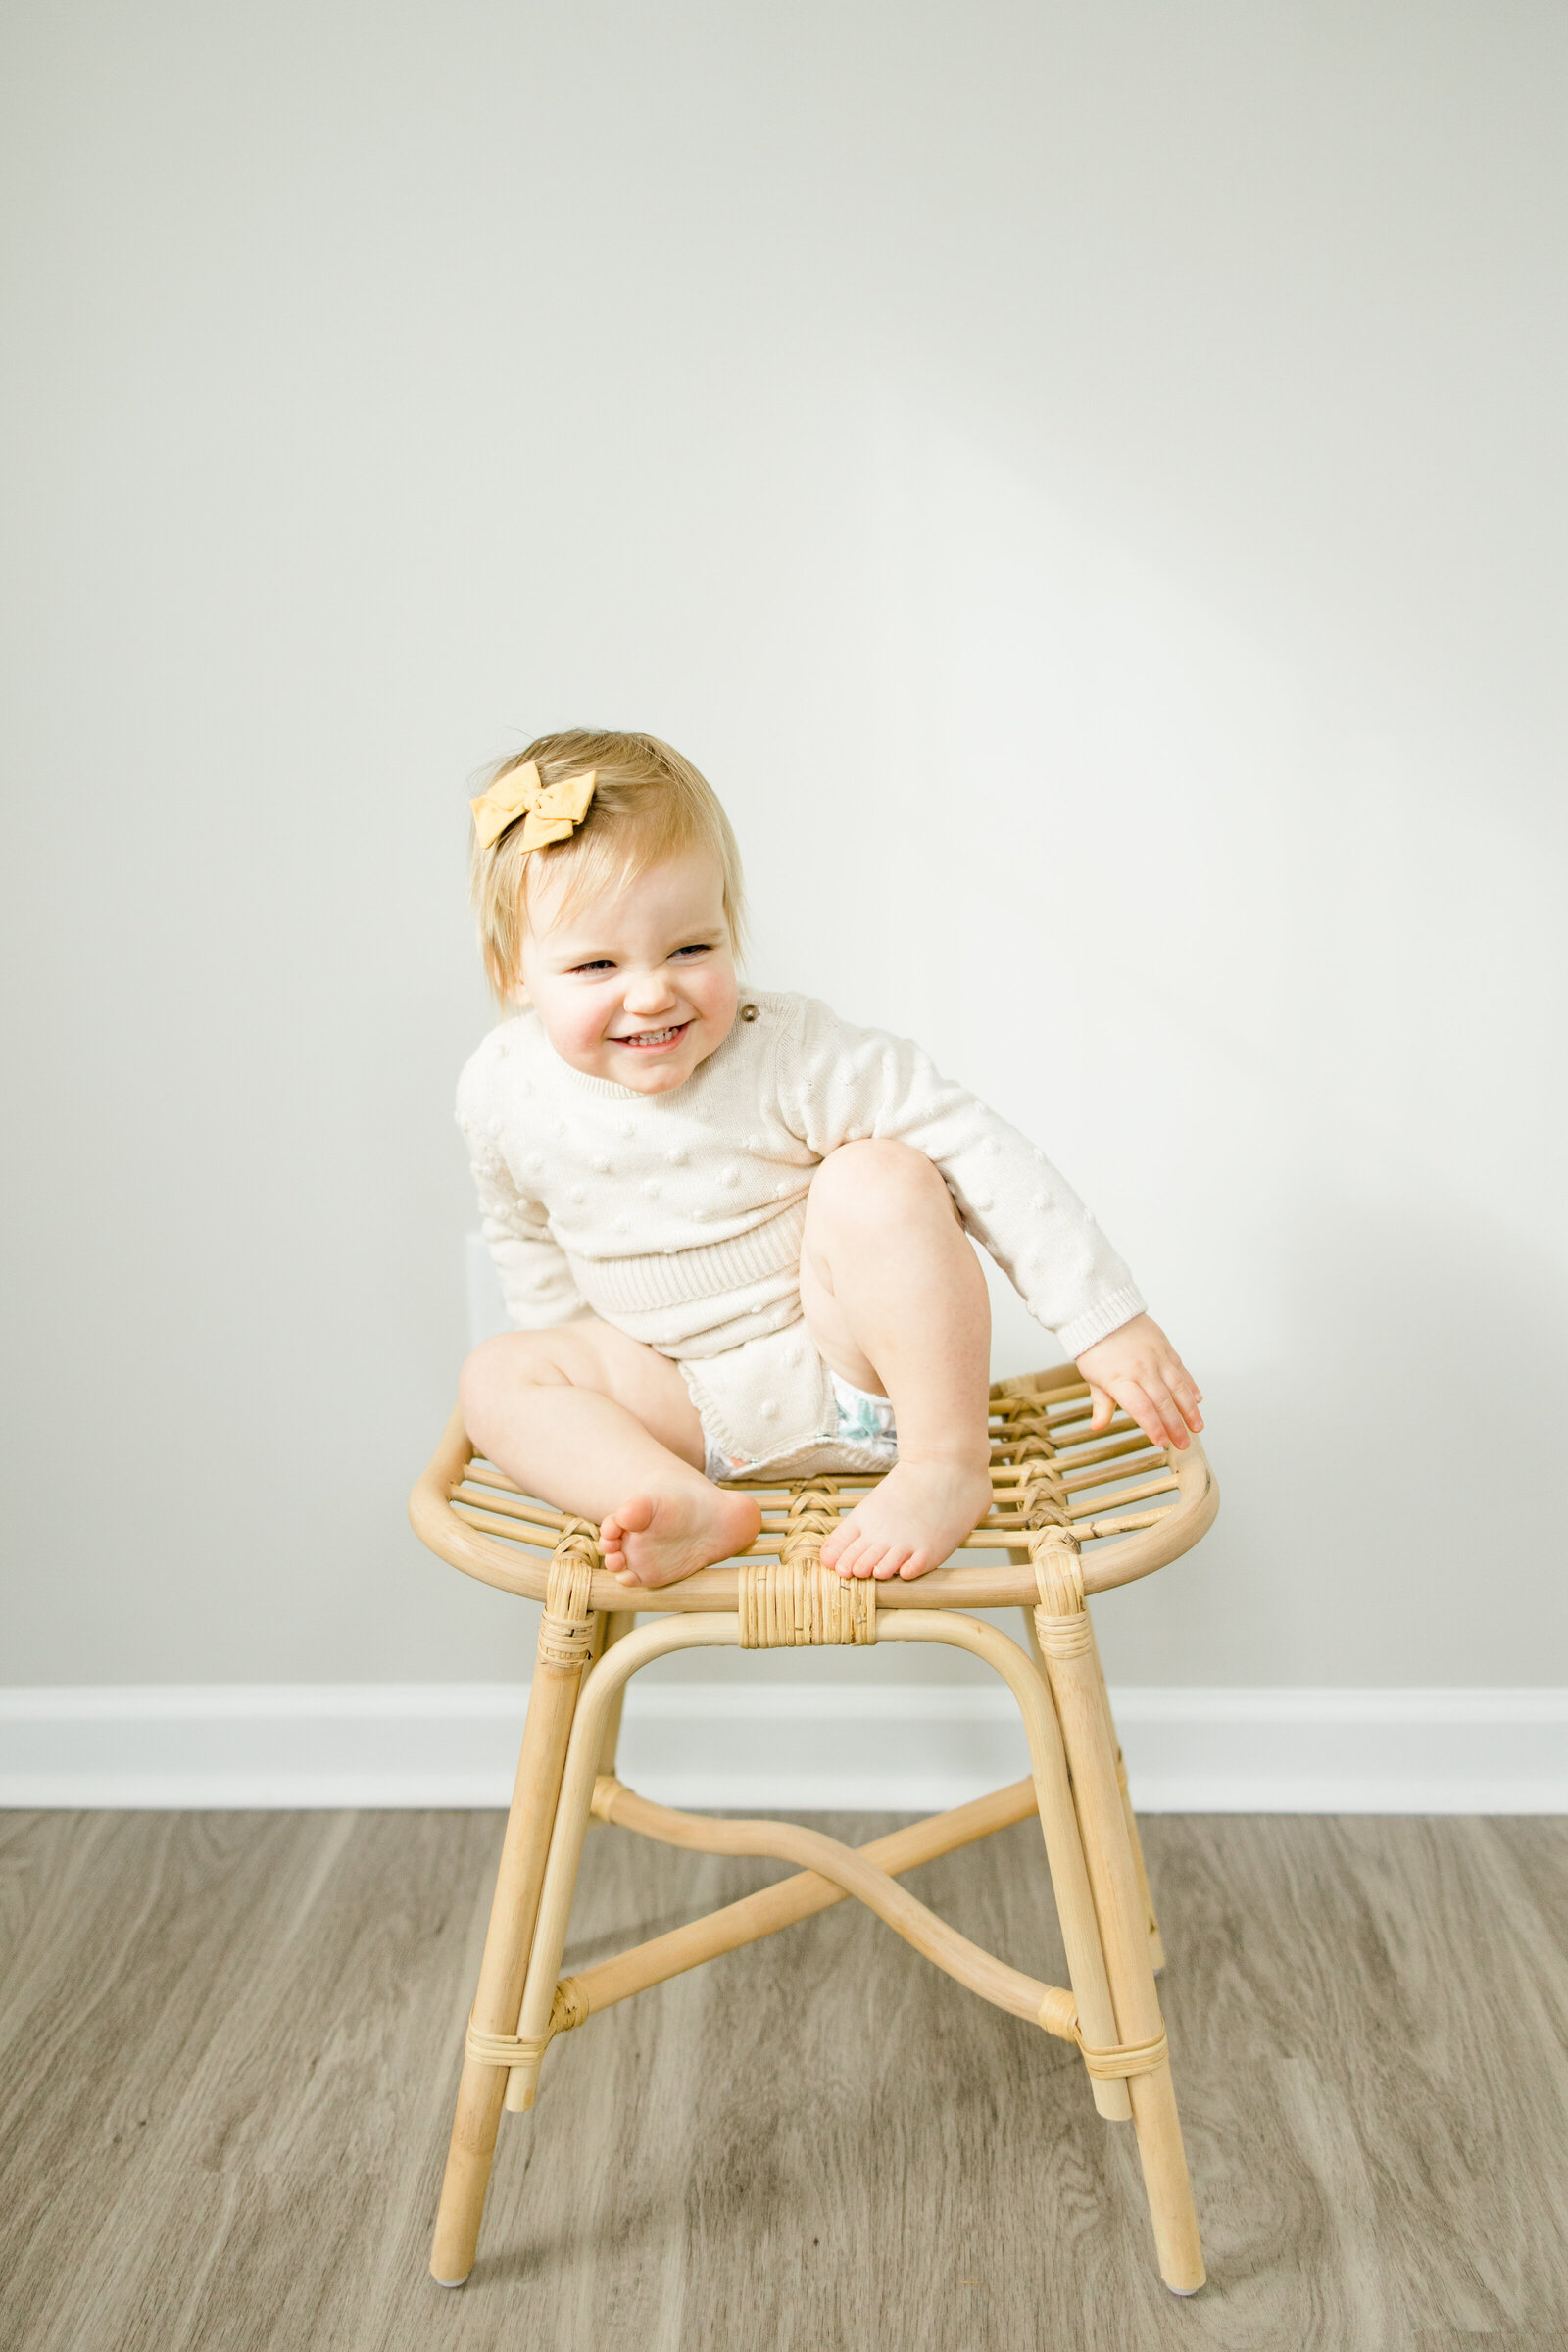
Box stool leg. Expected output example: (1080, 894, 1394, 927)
(1091, 1625, 1166, 1975)
(595, 1611, 637, 1779)
(430, 1565, 597, 2288)
(506, 1614, 738, 2111)
(1020, 1602, 1164, 1974)
(1032, 1538, 1204, 2296)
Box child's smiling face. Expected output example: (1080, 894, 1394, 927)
(514, 848, 740, 1094)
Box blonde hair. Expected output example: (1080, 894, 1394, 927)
(469, 729, 747, 1003)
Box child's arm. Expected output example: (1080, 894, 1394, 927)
(466, 1152, 587, 1329)
(1075, 1311, 1203, 1452)
(457, 1053, 586, 1331)
(775, 997, 1201, 1448)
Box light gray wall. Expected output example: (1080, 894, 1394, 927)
(3, 2, 1564, 1689)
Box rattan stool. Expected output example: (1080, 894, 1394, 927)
(409, 1362, 1218, 2294)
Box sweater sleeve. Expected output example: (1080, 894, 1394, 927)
(773, 996, 1146, 1359)
(456, 1051, 587, 1333)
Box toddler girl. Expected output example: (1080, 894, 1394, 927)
(457, 729, 1201, 1591)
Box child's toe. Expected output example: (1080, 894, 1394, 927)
(826, 1520, 859, 1569)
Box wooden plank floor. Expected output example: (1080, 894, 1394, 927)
(2, 1806, 1565, 2350)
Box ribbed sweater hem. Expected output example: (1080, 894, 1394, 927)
(1054, 1284, 1147, 1361)
(565, 1199, 808, 1316)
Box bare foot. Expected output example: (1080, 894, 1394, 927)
(601, 1481, 761, 1589)
(818, 1455, 993, 1582)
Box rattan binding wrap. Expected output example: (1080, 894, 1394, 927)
(465, 1978, 587, 2070)
(1077, 2028, 1169, 2080)
(737, 1476, 878, 1644)
(536, 1527, 599, 1665)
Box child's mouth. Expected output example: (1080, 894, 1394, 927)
(614, 1023, 690, 1052)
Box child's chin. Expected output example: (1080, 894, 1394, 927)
(621, 1057, 695, 1092)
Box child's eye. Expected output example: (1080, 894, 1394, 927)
(670, 943, 712, 959)
(570, 959, 616, 975)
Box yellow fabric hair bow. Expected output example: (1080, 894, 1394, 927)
(469, 762, 597, 854)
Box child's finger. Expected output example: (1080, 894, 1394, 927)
(1147, 1372, 1193, 1449)
(1123, 1360, 1197, 1449)
(1118, 1382, 1166, 1450)
(1118, 1377, 1187, 1452)
(1165, 1359, 1204, 1426)
(1172, 1374, 1204, 1433)
(1087, 1382, 1114, 1432)
(1170, 1354, 1212, 1401)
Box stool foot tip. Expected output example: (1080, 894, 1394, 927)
(430, 2272, 470, 2289)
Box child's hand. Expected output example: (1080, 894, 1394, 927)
(1074, 1314, 1203, 1453)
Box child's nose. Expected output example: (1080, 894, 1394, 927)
(622, 968, 676, 1013)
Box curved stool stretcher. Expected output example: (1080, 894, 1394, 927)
(408, 1364, 1218, 2296)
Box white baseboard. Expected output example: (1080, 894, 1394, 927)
(1, 1683, 1564, 1813)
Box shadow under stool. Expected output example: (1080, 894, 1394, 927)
(408, 1361, 1220, 2295)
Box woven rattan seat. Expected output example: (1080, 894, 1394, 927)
(410, 1363, 1219, 2294)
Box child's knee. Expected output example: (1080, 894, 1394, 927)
(808, 1137, 953, 1230)
(458, 1329, 566, 1430)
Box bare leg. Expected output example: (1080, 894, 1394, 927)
(459, 1320, 760, 1588)
(806, 1142, 994, 1581)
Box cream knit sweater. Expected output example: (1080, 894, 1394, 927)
(457, 990, 1145, 1367)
